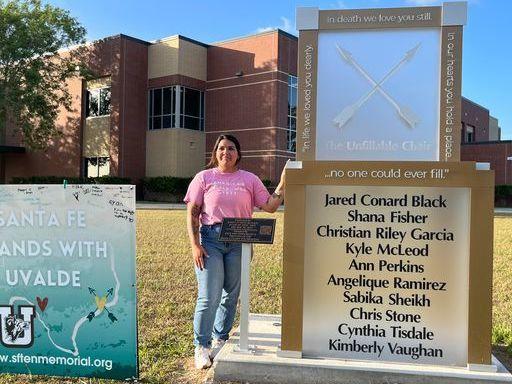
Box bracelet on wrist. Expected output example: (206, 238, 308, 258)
(272, 190, 284, 200)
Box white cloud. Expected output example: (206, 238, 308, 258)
(256, 26, 275, 33)
(256, 16, 295, 34)
(281, 16, 292, 32)
(330, 1, 347, 9)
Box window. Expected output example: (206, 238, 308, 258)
(148, 86, 204, 131)
(180, 87, 205, 131)
(465, 124, 474, 143)
(84, 157, 110, 178)
(148, 87, 175, 129)
(287, 75, 297, 152)
(86, 88, 111, 117)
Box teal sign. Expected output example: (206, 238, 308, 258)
(0, 185, 137, 380)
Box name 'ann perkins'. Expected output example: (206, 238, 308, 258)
(324, 193, 447, 209)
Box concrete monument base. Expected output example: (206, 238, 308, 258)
(212, 314, 512, 384)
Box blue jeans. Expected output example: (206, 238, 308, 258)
(194, 224, 242, 347)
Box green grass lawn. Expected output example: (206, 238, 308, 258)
(1, 211, 511, 383)
(492, 217, 512, 358)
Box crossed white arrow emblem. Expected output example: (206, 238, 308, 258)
(333, 43, 422, 130)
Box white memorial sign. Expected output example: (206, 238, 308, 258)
(302, 185, 470, 366)
(316, 29, 441, 161)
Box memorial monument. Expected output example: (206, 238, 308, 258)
(213, 3, 511, 383)
(281, 1, 496, 371)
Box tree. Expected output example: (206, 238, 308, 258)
(0, 0, 86, 149)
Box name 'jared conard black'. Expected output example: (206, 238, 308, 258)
(324, 193, 448, 208)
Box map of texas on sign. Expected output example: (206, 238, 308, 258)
(0, 185, 137, 380)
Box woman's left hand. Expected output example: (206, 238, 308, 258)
(260, 160, 288, 213)
(276, 159, 289, 192)
(278, 160, 287, 186)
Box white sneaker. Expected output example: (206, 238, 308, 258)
(210, 338, 226, 360)
(194, 346, 212, 369)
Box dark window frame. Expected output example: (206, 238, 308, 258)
(86, 87, 111, 117)
(84, 156, 110, 178)
(465, 124, 475, 143)
(148, 86, 176, 130)
(287, 74, 298, 152)
(148, 85, 204, 131)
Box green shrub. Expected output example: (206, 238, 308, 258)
(492, 325, 512, 354)
(142, 177, 193, 194)
(495, 185, 512, 207)
(261, 179, 272, 188)
(10, 176, 131, 185)
(495, 185, 512, 198)
(92, 176, 132, 184)
(492, 325, 511, 344)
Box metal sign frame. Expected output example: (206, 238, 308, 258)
(280, 161, 494, 368)
(296, 3, 466, 162)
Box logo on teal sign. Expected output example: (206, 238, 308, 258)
(0, 305, 36, 347)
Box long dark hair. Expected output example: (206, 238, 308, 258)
(207, 134, 242, 169)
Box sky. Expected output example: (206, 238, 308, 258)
(47, 0, 512, 139)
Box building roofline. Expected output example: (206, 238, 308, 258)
(211, 28, 297, 46)
(462, 140, 512, 145)
(119, 34, 151, 46)
(277, 29, 298, 41)
(180, 35, 209, 48)
(65, 29, 298, 53)
(58, 33, 151, 54)
(89, 33, 151, 46)
(462, 96, 489, 112)
(150, 34, 209, 48)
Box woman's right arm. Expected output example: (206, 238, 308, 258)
(186, 202, 207, 270)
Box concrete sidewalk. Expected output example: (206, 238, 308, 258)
(495, 208, 512, 216)
(136, 202, 187, 210)
(213, 314, 512, 384)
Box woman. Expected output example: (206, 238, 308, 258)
(184, 134, 285, 369)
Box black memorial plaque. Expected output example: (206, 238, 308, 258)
(219, 218, 276, 244)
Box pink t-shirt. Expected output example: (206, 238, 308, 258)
(184, 168, 271, 225)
